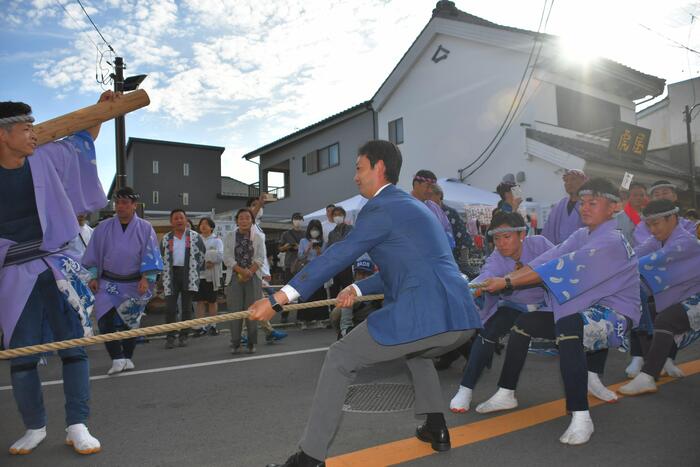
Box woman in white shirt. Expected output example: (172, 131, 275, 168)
(193, 217, 224, 336)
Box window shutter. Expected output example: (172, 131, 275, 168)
(306, 151, 318, 174)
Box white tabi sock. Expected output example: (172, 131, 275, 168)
(9, 427, 47, 455)
(619, 372, 657, 396)
(625, 356, 644, 378)
(587, 371, 618, 402)
(661, 358, 685, 378)
(65, 424, 101, 455)
(107, 359, 127, 376)
(559, 411, 594, 445)
(450, 386, 473, 413)
(475, 387, 517, 414)
(124, 359, 135, 371)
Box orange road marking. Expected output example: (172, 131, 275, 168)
(326, 358, 700, 467)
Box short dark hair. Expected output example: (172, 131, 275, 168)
(0, 102, 32, 126)
(643, 199, 678, 218)
(577, 178, 619, 201)
(114, 186, 139, 201)
(291, 212, 303, 221)
(488, 211, 526, 232)
(332, 206, 346, 216)
(496, 181, 516, 199)
(246, 198, 258, 207)
(650, 180, 677, 193)
(357, 140, 402, 185)
(412, 169, 437, 186)
(629, 182, 647, 192)
(170, 209, 187, 219)
(198, 217, 215, 230)
(326, 204, 335, 210)
(235, 208, 254, 221)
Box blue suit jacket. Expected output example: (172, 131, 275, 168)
(289, 185, 482, 345)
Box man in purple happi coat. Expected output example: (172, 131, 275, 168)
(621, 200, 700, 395)
(541, 169, 587, 245)
(0, 93, 113, 455)
(82, 186, 163, 376)
(477, 178, 640, 446)
(633, 180, 698, 246)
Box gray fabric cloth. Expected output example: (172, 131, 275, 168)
(165, 266, 193, 339)
(615, 211, 637, 245)
(280, 229, 305, 270)
(227, 274, 262, 348)
(299, 321, 467, 460)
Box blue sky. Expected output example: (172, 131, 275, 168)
(1, 0, 698, 191)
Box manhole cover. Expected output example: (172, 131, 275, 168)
(342, 383, 414, 413)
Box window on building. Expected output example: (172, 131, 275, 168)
(183, 163, 190, 176)
(388, 118, 404, 145)
(152, 191, 159, 205)
(304, 143, 339, 174)
(182, 192, 189, 205)
(264, 159, 290, 199)
(556, 87, 620, 134)
(152, 160, 159, 174)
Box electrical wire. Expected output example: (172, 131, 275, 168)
(461, 0, 555, 181)
(75, 0, 115, 52)
(638, 23, 700, 55)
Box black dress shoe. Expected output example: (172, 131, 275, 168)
(415, 423, 451, 452)
(266, 450, 325, 467)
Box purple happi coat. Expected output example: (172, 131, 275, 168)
(542, 197, 584, 245)
(81, 214, 163, 324)
(636, 224, 700, 313)
(528, 218, 641, 325)
(0, 131, 107, 347)
(473, 235, 553, 323)
(633, 216, 698, 247)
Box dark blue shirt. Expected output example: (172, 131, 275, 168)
(0, 161, 43, 243)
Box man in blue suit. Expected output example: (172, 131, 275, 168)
(250, 140, 482, 467)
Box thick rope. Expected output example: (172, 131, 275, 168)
(0, 295, 384, 360)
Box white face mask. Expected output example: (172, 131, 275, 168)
(310, 230, 320, 239)
(292, 219, 302, 228)
(333, 216, 345, 225)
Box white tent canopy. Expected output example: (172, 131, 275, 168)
(303, 194, 369, 225)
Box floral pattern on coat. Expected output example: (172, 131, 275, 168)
(161, 229, 206, 296)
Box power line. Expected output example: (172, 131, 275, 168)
(53, 0, 100, 50)
(75, 0, 115, 53)
(460, 0, 555, 181)
(638, 23, 700, 55)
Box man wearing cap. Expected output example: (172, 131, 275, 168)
(411, 170, 455, 249)
(633, 180, 698, 246)
(82, 186, 163, 376)
(477, 178, 640, 445)
(0, 93, 113, 455)
(541, 169, 586, 245)
(620, 199, 700, 395)
(329, 256, 381, 338)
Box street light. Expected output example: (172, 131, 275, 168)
(683, 105, 699, 209)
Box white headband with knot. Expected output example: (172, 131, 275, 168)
(488, 226, 527, 236)
(0, 114, 35, 126)
(649, 183, 676, 195)
(643, 207, 679, 220)
(578, 189, 620, 203)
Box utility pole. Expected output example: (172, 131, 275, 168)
(684, 105, 698, 209)
(113, 56, 127, 191)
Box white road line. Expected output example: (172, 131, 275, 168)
(0, 346, 329, 391)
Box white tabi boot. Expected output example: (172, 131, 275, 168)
(9, 427, 47, 455)
(559, 411, 594, 445)
(475, 387, 518, 414)
(450, 386, 473, 413)
(107, 359, 127, 376)
(661, 358, 685, 378)
(124, 359, 135, 371)
(65, 424, 101, 455)
(619, 372, 657, 396)
(625, 356, 644, 378)
(587, 371, 618, 402)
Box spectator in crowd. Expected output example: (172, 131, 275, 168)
(541, 169, 586, 245)
(329, 256, 382, 338)
(278, 213, 306, 322)
(296, 219, 328, 329)
(616, 181, 646, 243)
(224, 208, 266, 354)
(494, 181, 521, 214)
(321, 204, 336, 243)
(685, 208, 698, 222)
(161, 209, 206, 349)
(411, 169, 437, 202)
(325, 206, 354, 298)
(429, 183, 472, 261)
(192, 217, 224, 337)
(65, 213, 94, 260)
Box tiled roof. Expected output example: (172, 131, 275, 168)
(526, 128, 688, 180)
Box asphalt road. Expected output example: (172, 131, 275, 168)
(1, 322, 698, 467)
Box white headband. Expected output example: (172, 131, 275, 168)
(578, 189, 620, 203)
(649, 183, 676, 195)
(642, 207, 679, 220)
(0, 114, 35, 126)
(488, 226, 527, 236)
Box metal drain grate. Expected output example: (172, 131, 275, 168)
(342, 383, 415, 413)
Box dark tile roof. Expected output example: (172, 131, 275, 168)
(526, 128, 688, 180)
(242, 101, 373, 159)
(126, 137, 225, 154)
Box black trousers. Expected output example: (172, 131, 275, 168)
(630, 303, 678, 360)
(641, 304, 692, 378)
(498, 311, 590, 412)
(165, 266, 193, 339)
(97, 308, 136, 360)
